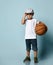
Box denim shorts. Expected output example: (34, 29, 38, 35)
(25, 39, 38, 51)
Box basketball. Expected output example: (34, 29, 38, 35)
(35, 22, 48, 35)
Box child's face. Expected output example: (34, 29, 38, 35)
(26, 13, 33, 20)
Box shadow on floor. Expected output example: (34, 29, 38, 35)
(39, 33, 53, 60)
(24, 61, 30, 65)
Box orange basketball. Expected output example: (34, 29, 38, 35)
(35, 22, 48, 35)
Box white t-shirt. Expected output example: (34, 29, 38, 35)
(25, 19, 38, 39)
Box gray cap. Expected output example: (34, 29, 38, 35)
(25, 8, 34, 14)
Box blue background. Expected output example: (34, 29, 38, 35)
(0, 0, 53, 65)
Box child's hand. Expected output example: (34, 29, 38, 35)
(24, 13, 27, 18)
(36, 21, 42, 25)
(21, 13, 27, 24)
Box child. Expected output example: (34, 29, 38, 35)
(21, 8, 39, 63)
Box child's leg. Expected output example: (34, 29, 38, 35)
(33, 51, 38, 63)
(34, 51, 37, 57)
(25, 39, 31, 57)
(23, 39, 31, 62)
(23, 50, 31, 62)
(31, 39, 38, 63)
(26, 50, 30, 57)
(31, 39, 38, 57)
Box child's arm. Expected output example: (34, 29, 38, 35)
(36, 20, 40, 24)
(36, 20, 42, 25)
(21, 14, 27, 24)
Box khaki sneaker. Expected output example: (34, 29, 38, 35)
(34, 57, 38, 63)
(23, 56, 31, 62)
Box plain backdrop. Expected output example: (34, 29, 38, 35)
(0, 0, 53, 65)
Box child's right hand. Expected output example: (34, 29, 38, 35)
(21, 13, 27, 24)
(24, 13, 27, 18)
